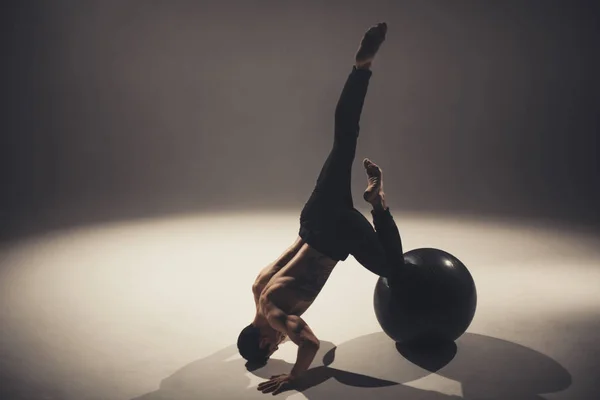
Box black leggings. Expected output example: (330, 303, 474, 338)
(299, 66, 405, 278)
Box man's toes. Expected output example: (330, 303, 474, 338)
(374, 22, 385, 33)
(364, 158, 379, 169)
(363, 158, 377, 169)
(369, 22, 387, 38)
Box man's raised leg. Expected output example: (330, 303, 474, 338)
(301, 23, 387, 218)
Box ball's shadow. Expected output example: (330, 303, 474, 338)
(131, 332, 571, 400)
(395, 340, 458, 372)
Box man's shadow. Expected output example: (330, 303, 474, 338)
(132, 332, 571, 400)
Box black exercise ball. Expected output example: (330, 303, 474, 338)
(373, 247, 477, 346)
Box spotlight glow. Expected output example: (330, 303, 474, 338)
(1, 211, 599, 399)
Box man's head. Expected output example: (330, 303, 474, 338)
(237, 323, 287, 365)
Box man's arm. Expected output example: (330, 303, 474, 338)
(266, 307, 320, 377)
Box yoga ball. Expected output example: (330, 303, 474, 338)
(373, 248, 477, 345)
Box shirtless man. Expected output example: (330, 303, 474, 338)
(237, 22, 406, 395)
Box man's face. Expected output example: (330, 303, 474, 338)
(259, 328, 288, 357)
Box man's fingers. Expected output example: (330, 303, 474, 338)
(273, 383, 288, 395)
(258, 376, 291, 394)
(258, 383, 273, 393)
(275, 380, 294, 395)
(261, 383, 277, 393)
(258, 380, 277, 393)
(258, 380, 275, 388)
(257, 381, 271, 390)
(258, 377, 281, 389)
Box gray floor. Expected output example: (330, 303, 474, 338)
(1, 211, 599, 399)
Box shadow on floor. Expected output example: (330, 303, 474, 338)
(132, 331, 571, 400)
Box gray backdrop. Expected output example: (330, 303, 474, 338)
(2, 0, 599, 239)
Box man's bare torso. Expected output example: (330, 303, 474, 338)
(258, 241, 338, 317)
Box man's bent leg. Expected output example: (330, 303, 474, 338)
(339, 206, 405, 278)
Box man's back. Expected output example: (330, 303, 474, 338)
(259, 244, 338, 317)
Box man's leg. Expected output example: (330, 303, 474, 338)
(300, 23, 387, 245)
(339, 159, 406, 278)
(300, 65, 372, 215)
(363, 158, 405, 270)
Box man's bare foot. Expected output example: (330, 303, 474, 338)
(363, 158, 385, 205)
(355, 22, 387, 69)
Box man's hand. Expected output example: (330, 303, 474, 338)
(257, 374, 295, 395)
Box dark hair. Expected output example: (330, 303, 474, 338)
(237, 324, 270, 365)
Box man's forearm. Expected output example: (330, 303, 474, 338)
(267, 313, 321, 378)
(290, 341, 320, 378)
